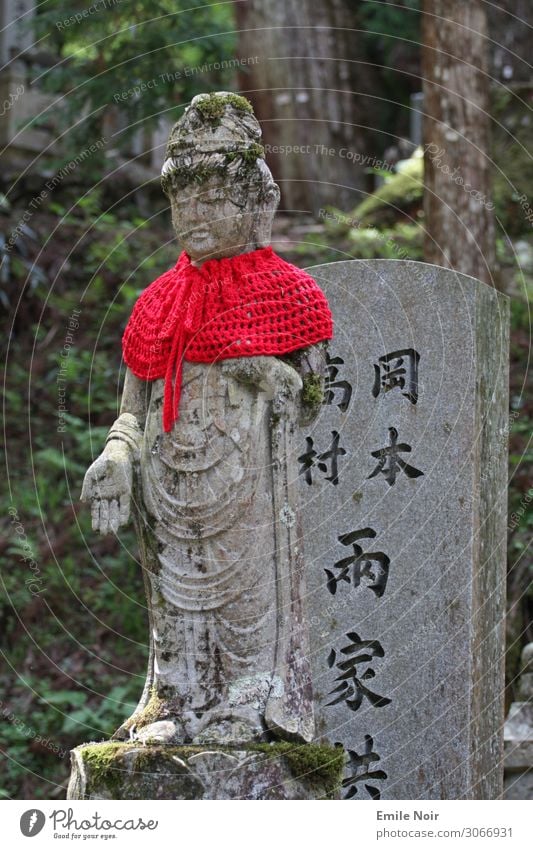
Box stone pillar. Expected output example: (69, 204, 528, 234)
(301, 259, 509, 800)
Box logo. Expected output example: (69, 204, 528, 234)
(20, 810, 46, 837)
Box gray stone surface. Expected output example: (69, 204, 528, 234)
(301, 259, 509, 800)
(503, 643, 533, 799)
(517, 643, 533, 702)
(67, 742, 342, 800)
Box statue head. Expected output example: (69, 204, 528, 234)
(161, 92, 280, 262)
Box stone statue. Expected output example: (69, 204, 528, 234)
(80, 92, 332, 749)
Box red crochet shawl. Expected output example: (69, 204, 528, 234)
(122, 246, 333, 432)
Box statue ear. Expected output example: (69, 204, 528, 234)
(252, 182, 280, 247)
(265, 182, 281, 209)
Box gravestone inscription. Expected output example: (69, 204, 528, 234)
(301, 259, 509, 800)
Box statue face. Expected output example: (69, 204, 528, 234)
(170, 172, 265, 262)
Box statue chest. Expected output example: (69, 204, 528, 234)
(140, 361, 270, 534)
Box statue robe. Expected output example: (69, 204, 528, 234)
(114, 358, 315, 744)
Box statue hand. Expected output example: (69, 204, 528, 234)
(222, 356, 302, 399)
(80, 441, 133, 535)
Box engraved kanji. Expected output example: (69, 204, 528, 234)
(367, 427, 424, 486)
(372, 348, 420, 404)
(327, 632, 392, 713)
(324, 352, 352, 412)
(325, 527, 390, 598)
(298, 431, 346, 486)
(342, 735, 388, 799)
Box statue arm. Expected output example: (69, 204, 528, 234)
(119, 367, 149, 427)
(221, 343, 326, 424)
(81, 369, 147, 535)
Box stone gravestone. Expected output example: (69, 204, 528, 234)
(301, 259, 509, 800)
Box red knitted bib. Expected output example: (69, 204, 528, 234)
(122, 246, 333, 432)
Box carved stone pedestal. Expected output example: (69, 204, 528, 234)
(67, 742, 343, 800)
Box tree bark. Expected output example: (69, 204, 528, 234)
(235, 0, 379, 215)
(422, 0, 495, 285)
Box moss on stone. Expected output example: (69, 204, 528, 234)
(80, 742, 128, 797)
(77, 740, 344, 799)
(225, 142, 265, 163)
(194, 92, 253, 121)
(250, 742, 344, 799)
(132, 689, 165, 729)
(301, 373, 324, 407)
(163, 147, 264, 193)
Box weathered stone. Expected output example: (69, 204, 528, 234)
(301, 259, 509, 800)
(518, 643, 533, 702)
(504, 703, 533, 769)
(67, 742, 343, 800)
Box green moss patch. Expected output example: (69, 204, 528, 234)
(121, 689, 165, 732)
(77, 740, 344, 799)
(194, 93, 253, 121)
(302, 373, 324, 407)
(353, 153, 423, 227)
(251, 741, 344, 799)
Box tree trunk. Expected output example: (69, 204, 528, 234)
(235, 0, 379, 215)
(422, 0, 495, 285)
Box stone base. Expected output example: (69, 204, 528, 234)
(67, 742, 343, 800)
(503, 702, 533, 799)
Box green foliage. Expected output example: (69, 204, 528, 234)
(491, 88, 533, 237)
(353, 153, 424, 227)
(32, 0, 237, 159)
(0, 190, 178, 797)
(359, 0, 421, 54)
